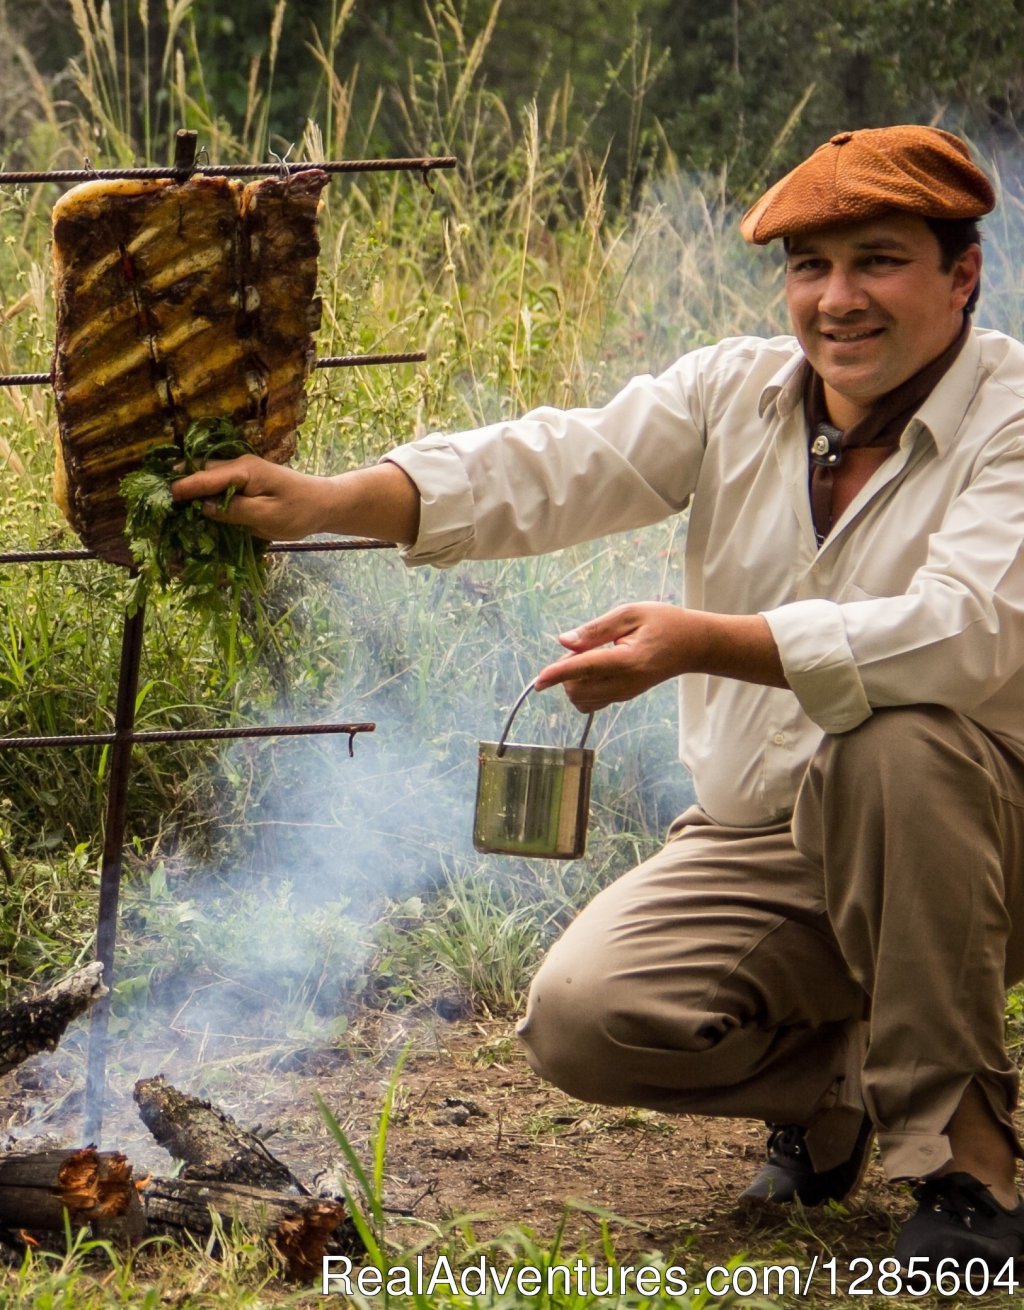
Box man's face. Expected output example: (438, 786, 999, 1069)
(784, 212, 981, 427)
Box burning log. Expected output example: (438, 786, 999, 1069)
(141, 1177, 349, 1279)
(133, 1077, 361, 1277)
(0, 1147, 132, 1229)
(134, 1075, 304, 1190)
(0, 962, 106, 1077)
(0, 1075, 358, 1277)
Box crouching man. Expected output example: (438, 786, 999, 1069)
(173, 125, 1024, 1269)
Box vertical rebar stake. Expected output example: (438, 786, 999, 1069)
(85, 128, 191, 1143)
(173, 128, 198, 177)
(83, 600, 146, 1144)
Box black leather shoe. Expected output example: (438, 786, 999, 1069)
(738, 1115, 875, 1205)
(895, 1172, 1024, 1271)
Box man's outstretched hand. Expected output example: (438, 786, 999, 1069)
(170, 455, 422, 544)
(171, 456, 335, 540)
(534, 602, 787, 712)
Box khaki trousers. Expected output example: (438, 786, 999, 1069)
(517, 706, 1024, 1181)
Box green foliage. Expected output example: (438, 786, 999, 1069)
(0, 0, 1022, 1009)
(0, 841, 96, 999)
(109, 866, 367, 1036)
(121, 419, 269, 661)
(0, 1218, 286, 1306)
(373, 863, 550, 1015)
(316, 1048, 408, 1261)
(1005, 982, 1024, 1049)
(647, 0, 1024, 194)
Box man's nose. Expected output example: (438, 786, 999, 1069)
(818, 267, 870, 317)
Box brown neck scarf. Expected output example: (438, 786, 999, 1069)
(804, 316, 970, 544)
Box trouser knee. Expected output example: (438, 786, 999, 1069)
(808, 703, 968, 793)
(517, 955, 638, 1105)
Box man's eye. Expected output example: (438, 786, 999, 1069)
(787, 259, 824, 274)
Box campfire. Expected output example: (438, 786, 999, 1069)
(0, 964, 357, 1276)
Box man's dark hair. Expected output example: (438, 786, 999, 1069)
(923, 216, 982, 314)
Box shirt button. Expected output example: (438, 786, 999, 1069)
(772, 733, 786, 746)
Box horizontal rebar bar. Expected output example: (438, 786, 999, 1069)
(265, 538, 396, 553)
(0, 158, 457, 185)
(313, 352, 426, 368)
(0, 721, 376, 752)
(0, 539, 395, 564)
(0, 352, 427, 387)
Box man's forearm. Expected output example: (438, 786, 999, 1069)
(171, 455, 423, 544)
(697, 612, 787, 688)
(318, 461, 421, 543)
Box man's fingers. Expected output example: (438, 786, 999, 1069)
(200, 496, 240, 523)
(172, 471, 244, 501)
(535, 653, 590, 690)
(171, 456, 254, 501)
(534, 660, 572, 692)
(535, 647, 618, 691)
(558, 605, 640, 652)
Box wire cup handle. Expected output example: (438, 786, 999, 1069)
(495, 682, 595, 757)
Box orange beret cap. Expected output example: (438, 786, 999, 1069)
(740, 125, 995, 244)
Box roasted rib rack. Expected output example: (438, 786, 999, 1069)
(51, 170, 328, 564)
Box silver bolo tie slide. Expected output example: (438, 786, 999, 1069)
(810, 423, 843, 467)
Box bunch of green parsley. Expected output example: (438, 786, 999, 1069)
(119, 418, 268, 636)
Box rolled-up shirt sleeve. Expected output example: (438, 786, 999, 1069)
(760, 599, 871, 733)
(381, 436, 477, 568)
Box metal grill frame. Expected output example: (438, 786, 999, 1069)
(0, 129, 440, 1141)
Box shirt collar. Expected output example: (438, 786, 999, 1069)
(758, 347, 806, 419)
(912, 325, 982, 456)
(756, 326, 983, 455)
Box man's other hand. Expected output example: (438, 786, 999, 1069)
(534, 603, 787, 711)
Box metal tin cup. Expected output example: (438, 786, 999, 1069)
(473, 683, 595, 859)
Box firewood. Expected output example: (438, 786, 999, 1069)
(91, 1183, 147, 1243)
(141, 1177, 350, 1279)
(0, 1147, 132, 1229)
(0, 963, 106, 1077)
(133, 1075, 303, 1190)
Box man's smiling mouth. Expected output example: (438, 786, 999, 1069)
(822, 327, 884, 342)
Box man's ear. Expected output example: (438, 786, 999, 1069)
(951, 243, 982, 312)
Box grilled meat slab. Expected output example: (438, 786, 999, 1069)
(51, 170, 328, 564)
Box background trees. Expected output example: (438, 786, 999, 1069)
(6, 0, 1023, 202)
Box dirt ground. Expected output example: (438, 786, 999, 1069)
(0, 1003, 926, 1273)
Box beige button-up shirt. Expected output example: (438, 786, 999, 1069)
(386, 327, 1024, 826)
